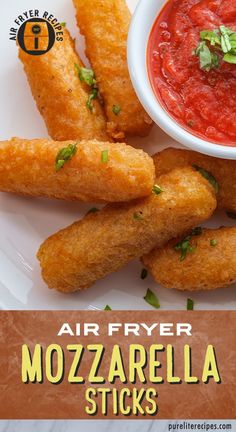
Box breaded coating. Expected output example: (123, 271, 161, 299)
(37, 167, 216, 292)
(19, 29, 108, 141)
(142, 227, 236, 291)
(153, 147, 236, 212)
(0, 138, 155, 202)
(73, 0, 153, 140)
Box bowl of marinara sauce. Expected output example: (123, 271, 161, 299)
(128, 0, 236, 159)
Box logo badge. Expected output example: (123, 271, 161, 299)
(10, 10, 64, 55)
(17, 18, 55, 55)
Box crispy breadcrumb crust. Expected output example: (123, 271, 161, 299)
(73, 0, 153, 140)
(0, 137, 155, 202)
(142, 227, 236, 291)
(37, 167, 216, 292)
(153, 147, 236, 212)
(19, 29, 108, 141)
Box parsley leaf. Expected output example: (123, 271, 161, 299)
(195, 26, 236, 68)
(75, 66, 96, 86)
(152, 184, 164, 195)
(200, 29, 221, 46)
(194, 41, 219, 72)
(193, 165, 219, 193)
(101, 150, 109, 163)
(187, 298, 194, 310)
(104, 305, 112, 310)
(223, 53, 236, 64)
(55, 143, 77, 171)
(74, 64, 98, 110)
(210, 239, 217, 247)
(143, 288, 160, 309)
(112, 105, 121, 115)
(174, 236, 196, 261)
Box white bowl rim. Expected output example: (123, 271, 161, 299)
(127, 0, 236, 160)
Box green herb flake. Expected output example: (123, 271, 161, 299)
(141, 268, 148, 280)
(143, 288, 160, 309)
(76, 66, 96, 86)
(86, 88, 98, 111)
(220, 25, 232, 53)
(112, 105, 121, 115)
(174, 236, 196, 261)
(193, 165, 219, 193)
(187, 298, 194, 311)
(200, 29, 221, 46)
(195, 26, 236, 69)
(223, 53, 236, 64)
(174, 227, 202, 261)
(210, 239, 217, 247)
(60, 22, 66, 27)
(194, 41, 219, 72)
(87, 207, 99, 215)
(133, 212, 144, 221)
(101, 150, 109, 164)
(104, 305, 112, 310)
(55, 143, 77, 171)
(152, 184, 164, 195)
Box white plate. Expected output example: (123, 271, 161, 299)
(1, 0, 236, 310)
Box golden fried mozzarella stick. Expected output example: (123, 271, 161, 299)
(142, 227, 236, 291)
(37, 167, 216, 292)
(19, 29, 108, 141)
(0, 138, 155, 202)
(153, 147, 236, 212)
(73, 0, 153, 140)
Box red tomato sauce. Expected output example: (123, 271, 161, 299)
(147, 0, 236, 146)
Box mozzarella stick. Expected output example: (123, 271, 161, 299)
(37, 167, 216, 292)
(0, 138, 155, 202)
(73, 0, 153, 140)
(142, 227, 236, 291)
(153, 147, 236, 212)
(19, 29, 108, 141)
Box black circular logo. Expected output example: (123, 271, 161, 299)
(17, 18, 55, 56)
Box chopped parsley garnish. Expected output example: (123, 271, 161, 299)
(210, 239, 217, 247)
(87, 207, 99, 215)
(55, 143, 77, 171)
(194, 41, 219, 72)
(143, 288, 160, 309)
(87, 88, 98, 111)
(101, 150, 109, 163)
(152, 184, 164, 195)
(226, 211, 236, 220)
(193, 165, 219, 193)
(133, 212, 144, 221)
(194, 26, 236, 71)
(187, 298, 194, 311)
(60, 22, 66, 27)
(74, 64, 98, 111)
(104, 305, 112, 310)
(141, 268, 148, 280)
(174, 227, 202, 261)
(76, 66, 96, 86)
(112, 105, 121, 115)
